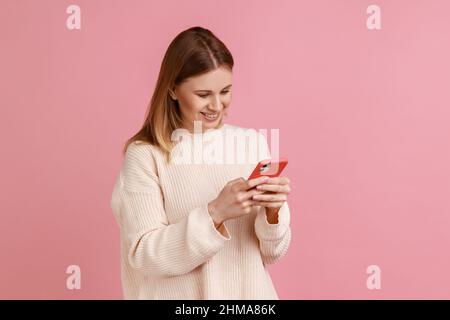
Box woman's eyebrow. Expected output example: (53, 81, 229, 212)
(194, 84, 232, 93)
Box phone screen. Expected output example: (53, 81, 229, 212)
(248, 158, 288, 180)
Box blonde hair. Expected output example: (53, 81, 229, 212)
(123, 26, 234, 163)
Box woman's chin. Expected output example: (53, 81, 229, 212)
(201, 117, 222, 129)
(206, 119, 223, 130)
(190, 114, 223, 132)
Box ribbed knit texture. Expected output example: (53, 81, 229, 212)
(110, 123, 291, 299)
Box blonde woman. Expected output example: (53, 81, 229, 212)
(110, 26, 292, 299)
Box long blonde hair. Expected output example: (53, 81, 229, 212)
(123, 26, 234, 163)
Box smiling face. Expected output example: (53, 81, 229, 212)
(170, 66, 232, 133)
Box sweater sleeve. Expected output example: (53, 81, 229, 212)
(253, 132, 292, 265)
(112, 142, 231, 278)
(254, 202, 291, 265)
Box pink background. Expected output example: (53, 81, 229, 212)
(1, 0, 450, 299)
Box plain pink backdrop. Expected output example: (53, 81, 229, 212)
(1, 0, 449, 299)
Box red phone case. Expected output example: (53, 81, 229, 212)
(248, 157, 288, 180)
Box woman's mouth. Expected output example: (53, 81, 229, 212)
(200, 112, 220, 121)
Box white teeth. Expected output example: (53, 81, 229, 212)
(201, 112, 218, 120)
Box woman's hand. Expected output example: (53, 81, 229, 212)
(251, 176, 291, 223)
(208, 176, 269, 226)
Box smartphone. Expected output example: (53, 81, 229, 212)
(248, 157, 288, 180)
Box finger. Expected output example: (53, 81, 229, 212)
(241, 200, 254, 208)
(241, 189, 266, 201)
(252, 193, 288, 202)
(266, 176, 290, 185)
(229, 177, 246, 186)
(242, 176, 270, 191)
(256, 184, 290, 194)
(252, 201, 285, 208)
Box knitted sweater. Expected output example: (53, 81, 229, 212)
(109, 123, 291, 299)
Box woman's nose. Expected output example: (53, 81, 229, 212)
(208, 96, 222, 112)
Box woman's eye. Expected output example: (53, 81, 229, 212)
(197, 91, 230, 98)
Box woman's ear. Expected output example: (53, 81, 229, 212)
(169, 88, 177, 100)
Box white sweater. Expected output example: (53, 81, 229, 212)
(110, 123, 291, 299)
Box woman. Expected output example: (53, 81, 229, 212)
(110, 26, 292, 299)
